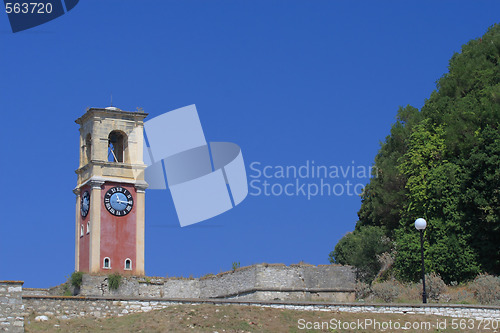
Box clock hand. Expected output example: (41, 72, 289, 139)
(116, 199, 131, 205)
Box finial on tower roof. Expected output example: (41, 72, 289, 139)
(105, 92, 121, 111)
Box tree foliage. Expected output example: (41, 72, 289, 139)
(333, 24, 500, 284)
(329, 226, 391, 283)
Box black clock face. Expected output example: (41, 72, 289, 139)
(81, 191, 90, 217)
(104, 186, 134, 216)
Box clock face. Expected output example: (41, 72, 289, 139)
(81, 191, 90, 217)
(104, 186, 134, 216)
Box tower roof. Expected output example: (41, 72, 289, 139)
(75, 107, 148, 125)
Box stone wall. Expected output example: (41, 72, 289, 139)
(1, 264, 354, 331)
(22, 289, 49, 297)
(76, 264, 356, 302)
(22, 296, 500, 321)
(3, 278, 500, 331)
(0, 281, 24, 332)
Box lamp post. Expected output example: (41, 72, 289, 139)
(415, 218, 427, 303)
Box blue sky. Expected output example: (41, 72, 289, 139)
(1, 1, 499, 288)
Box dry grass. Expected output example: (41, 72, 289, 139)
(384, 283, 490, 304)
(25, 304, 494, 333)
(367, 274, 500, 305)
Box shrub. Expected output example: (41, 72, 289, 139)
(232, 261, 240, 271)
(371, 280, 401, 302)
(396, 282, 422, 303)
(375, 251, 395, 282)
(469, 274, 500, 305)
(425, 272, 447, 301)
(355, 281, 371, 300)
(108, 273, 121, 290)
(62, 283, 73, 296)
(70, 271, 84, 288)
(451, 287, 475, 304)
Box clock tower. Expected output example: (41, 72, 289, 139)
(74, 107, 148, 275)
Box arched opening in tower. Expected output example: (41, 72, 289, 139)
(108, 130, 127, 163)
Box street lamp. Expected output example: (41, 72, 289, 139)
(415, 218, 427, 303)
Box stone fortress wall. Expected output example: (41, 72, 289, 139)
(0, 263, 353, 331)
(3, 264, 500, 332)
(0, 281, 24, 333)
(77, 263, 356, 302)
(21, 296, 500, 322)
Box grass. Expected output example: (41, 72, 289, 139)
(25, 303, 495, 333)
(363, 279, 496, 305)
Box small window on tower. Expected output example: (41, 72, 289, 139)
(80, 225, 84, 237)
(103, 257, 111, 269)
(124, 259, 132, 270)
(86, 221, 90, 234)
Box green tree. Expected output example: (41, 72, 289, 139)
(337, 24, 500, 283)
(462, 126, 500, 275)
(329, 226, 391, 283)
(394, 122, 480, 283)
(357, 105, 421, 234)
